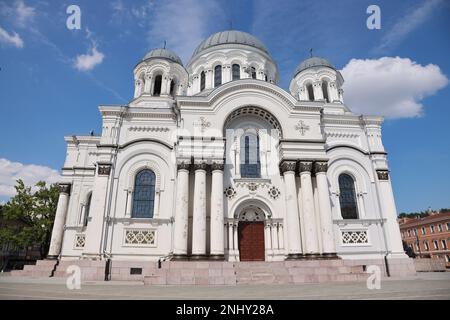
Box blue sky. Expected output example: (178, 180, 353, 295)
(0, 0, 449, 213)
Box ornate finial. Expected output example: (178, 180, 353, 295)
(163, 40, 166, 49)
(309, 48, 313, 58)
(229, 19, 233, 30)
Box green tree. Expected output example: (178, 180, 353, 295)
(0, 180, 59, 258)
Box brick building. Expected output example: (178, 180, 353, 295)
(398, 211, 450, 268)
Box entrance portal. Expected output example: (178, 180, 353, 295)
(238, 221, 265, 261)
(236, 205, 266, 261)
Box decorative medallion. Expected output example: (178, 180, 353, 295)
(224, 186, 236, 199)
(58, 183, 71, 195)
(299, 161, 313, 173)
(279, 161, 297, 174)
(268, 186, 281, 199)
(177, 161, 191, 171)
(295, 120, 310, 136)
(193, 117, 211, 133)
(376, 170, 389, 180)
(97, 164, 112, 176)
(314, 161, 328, 173)
(211, 162, 224, 171)
(247, 182, 258, 192)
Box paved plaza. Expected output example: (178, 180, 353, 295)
(0, 272, 449, 300)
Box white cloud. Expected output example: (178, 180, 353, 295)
(15, 0, 35, 27)
(74, 46, 105, 72)
(0, 0, 36, 28)
(146, 0, 224, 63)
(0, 26, 24, 48)
(341, 57, 448, 119)
(375, 0, 443, 53)
(0, 158, 60, 198)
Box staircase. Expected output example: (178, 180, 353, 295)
(9, 259, 369, 285)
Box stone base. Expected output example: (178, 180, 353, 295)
(319, 253, 340, 260)
(285, 254, 304, 260)
(303, 253, 322, 260)
(171, 254, 189, 261)
(208, 254, 225, 261)
(189, 254, 210, 261)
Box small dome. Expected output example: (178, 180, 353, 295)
(190, 30, 270, 61)
(294, 57, 335, 77)
(142, 48, 183, 65)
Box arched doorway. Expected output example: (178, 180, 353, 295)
(237, 206, 266, 261)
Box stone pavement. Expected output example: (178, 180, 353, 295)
(0, 272, 449, 300)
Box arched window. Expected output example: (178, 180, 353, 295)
(83, 192, 92, 227)
(200, 71, 205, 91)
(214, 65, 222, 87)
(232, 64, 240, 80)
(307, 83, 315, 101)
(132, 169, 156, 218)
(338, 174, 358, 219)
(240, 133, 260, 178)
(153, 75, 162, 96)
(322, 81, 329, 103)
(170, 79, 176, 96)
(250, 67, 257, 79)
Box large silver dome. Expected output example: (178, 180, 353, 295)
(190, 30, 270, 61)
(142, 48, 183, 65)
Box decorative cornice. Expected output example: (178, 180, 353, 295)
(58, 183, 71, 195)
(279, 161, 297, 174)
(314, 161, 328, 173)
(128, 126, 170, 132)
(376, 170, 389, 180)
(299, 161, 313, 173)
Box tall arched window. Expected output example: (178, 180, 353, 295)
(132, 169, 156, 218)
(214, 65, 222, 87)
(240, 133, 260, 178)
(83, 192, 92, 227)
(322, 81, 329, 103)
(307, 83, 315, 101)
(170, 79, 176, 96)
(232, 64, 240, 80)
(250, 67, 257, 79)
(200, 71, 206, 91)
(338, 174, 358, 219)
(153, 75, 162, 96)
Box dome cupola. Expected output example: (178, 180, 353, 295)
(289, 55, 344, 103)
(142, 48, 183, 65)
(186, 30, 279, 96)
(133, 47, 188, 99)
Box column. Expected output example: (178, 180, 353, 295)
(313, 81, 324, 101)
(376, 170, 407, 257)
(264, 220, 272, 255)
(299, 161, 320, 257)
(83, 163, 111, 258)
(280, 161, 303, 259)
(314, 162, 338, 258)
(47, 183, 71, 259)
(172, 162, 190, 259)
(144, 73, 152, 94)
(233, 221, 239, 257)
(271, 222, 279, 252)
(278, 223, 285, 249)
(125, 189, 133, 217)
(227, 222, 233, 253)
(191, 161, 207, 259)
(134, 79, 142, 98)
(210, 162, 224, 259)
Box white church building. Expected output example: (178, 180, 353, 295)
(46, 30, 413, 275)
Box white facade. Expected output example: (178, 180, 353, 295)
(49, 31, 408, 264)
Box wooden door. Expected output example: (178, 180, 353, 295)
(238, 221, 265, 261)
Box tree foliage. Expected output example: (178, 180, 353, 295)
(0, 180, 59, 257)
